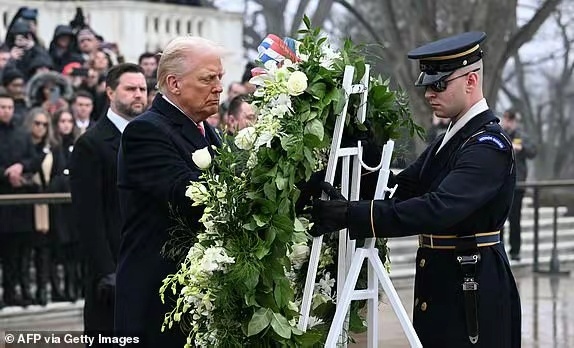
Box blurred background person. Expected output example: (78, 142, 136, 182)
(225, 94, 255, 136)
(138, 52, 158, 79)
(218, 81, 246, 117)
(0, 91, 39, 307)
(26, 70, 73, 114)
(48, 24, 82, 73)
(2, 68, 28, 128)
(23, 107, 53, 306)
(49, 108, 81, 302)
(70, 90, 95, 134)
(501, 109, 537, 261)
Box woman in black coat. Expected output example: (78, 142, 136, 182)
(23, 107, 53, 305)
(48, 108, 82, 302)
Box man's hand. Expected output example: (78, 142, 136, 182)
(96, 273, 116, 306)
(4, 163, 24, 188)
(310, 182, 349, 237)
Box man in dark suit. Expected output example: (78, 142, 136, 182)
(312, 32, 521, 348)
(70, 63, 147, 340)
(115, 36, 224, 347)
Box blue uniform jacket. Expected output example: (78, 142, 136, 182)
(348, 109, 521, 347)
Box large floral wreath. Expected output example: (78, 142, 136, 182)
(160, 17, 422, 347)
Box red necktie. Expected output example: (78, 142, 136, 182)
(197, 122, 205, 137)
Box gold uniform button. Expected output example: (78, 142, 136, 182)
(421, 302, 427, 311)
(419, 259, 426, 267)
(414, 298, 419, 306)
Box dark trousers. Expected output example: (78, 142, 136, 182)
(0, 232, 33, 304)
(506, 189, 525, 256)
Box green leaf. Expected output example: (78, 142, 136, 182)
(275, 175, 288, 191)
(247, 308, 272, 337)
(254, 243, 270, 260)
(303, 15, 311, 29)
(325, 86, 340, 105)
(304, 119, 324, 141)
(244, 292, 257, 306)
(349, 307, 368, 332)
(253, 214, 270, 227)
(257, 290, 279, 311)
(308, 82, 326, 99)
(272, 215, 294, 243)
(294, 330, 325, 347)
(333, 88, 346, 116)
(263, 181, 277, 201)
(274, 278, 294, 308)
(270, 312, 292, 339)
(277, 198, 291, 216)
(243, 267, 260, 290)
(264, 227, 276, 244)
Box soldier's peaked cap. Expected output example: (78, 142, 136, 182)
(408, 31, 486, 87)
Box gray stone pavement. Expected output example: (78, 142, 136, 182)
(351, 263, 574, 347)
(1, 263, 574, 347)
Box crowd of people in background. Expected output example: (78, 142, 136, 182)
(0, 6, 256, 309)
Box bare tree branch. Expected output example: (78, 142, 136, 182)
(310, 0, 335, 27)
(290, 0, 312, 35)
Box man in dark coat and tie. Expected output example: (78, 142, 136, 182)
(311, 32, 521, 348)
(115, 36, 224, 347)
(70, 63, 147, 340)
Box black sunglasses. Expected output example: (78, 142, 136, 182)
(34, 121, 48, 127)
(428, 68, 481, 93)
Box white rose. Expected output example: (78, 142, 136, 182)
(287, 71, 308, 96)
(234, 126, 257, 150)
(289, 244, 310, 267)
(192, 147, 212, 169)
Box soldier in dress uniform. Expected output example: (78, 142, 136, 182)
(311, 32, 521, 348)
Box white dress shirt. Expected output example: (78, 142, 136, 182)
(106, 108, 130, 134)
(436, 98, 489, 154)
(76, 118, 90, 129)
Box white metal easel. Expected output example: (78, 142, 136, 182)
(297, 65, 422, 348)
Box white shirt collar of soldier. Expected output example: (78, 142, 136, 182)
(162, 95, 200, 127)
(76, 119, 90, 129)
(436, 98, 489, 154)
(106, 108, 130, 134)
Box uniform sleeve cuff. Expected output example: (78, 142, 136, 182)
(347, 200, 375, 240)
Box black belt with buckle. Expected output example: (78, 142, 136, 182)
(418, 231, 500, 249)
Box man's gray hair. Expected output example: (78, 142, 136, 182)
(156, 36, 223, 94)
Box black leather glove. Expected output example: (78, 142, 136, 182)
(295, 169, 326, 214)
(96, 273, 116, 306)
(310, 182, 349, 237)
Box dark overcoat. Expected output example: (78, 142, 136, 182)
(348, 110, 521, 348)
(115, 94, 220, 347)
(0, 121, 39, 234)
(70, 116, 122, 334)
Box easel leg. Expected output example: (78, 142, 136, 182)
(369, 249, 423, 348)
(326, 249, 368, 347)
